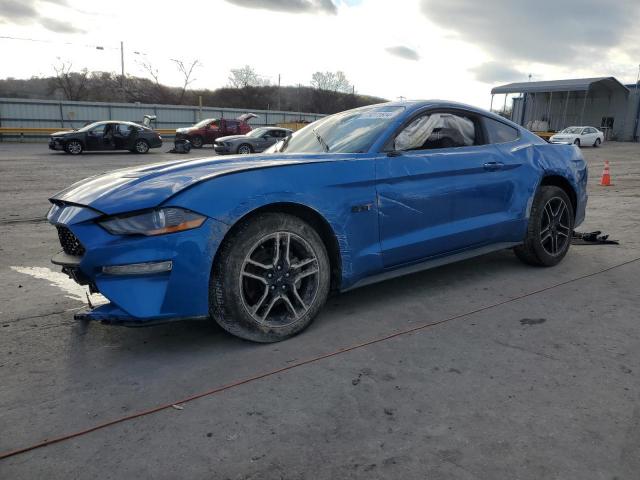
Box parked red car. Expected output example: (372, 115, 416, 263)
(174, 114, 255, 148)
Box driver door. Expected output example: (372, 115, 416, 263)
(85, 124, 107, 151)
(204, 120, 219, 143)
(376, 109, 521, 268)
(256, 130, 277, 151)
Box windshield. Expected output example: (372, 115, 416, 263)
(561, 127, 582, 134)
(194, 118, 216, 128)
(280, 105, 405, 154)
(247, 128, 268, 138)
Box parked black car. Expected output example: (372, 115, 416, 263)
(49, 121, 163, 155)
(213, 127, 292, 155)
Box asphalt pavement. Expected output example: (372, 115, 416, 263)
(1, 141, 639, 479)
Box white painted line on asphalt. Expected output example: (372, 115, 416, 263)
(10, 266, 108, 305)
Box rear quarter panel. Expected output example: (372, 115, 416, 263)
(496, 141, 588, 227)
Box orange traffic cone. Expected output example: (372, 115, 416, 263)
(600, 161, 611, 186)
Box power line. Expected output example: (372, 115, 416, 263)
(0, 35, 116, 50)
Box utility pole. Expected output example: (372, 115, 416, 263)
(277, 74, 281, 111)
(120, 41, 125, 101)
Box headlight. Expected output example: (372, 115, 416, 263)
(98, 207, 206, 236)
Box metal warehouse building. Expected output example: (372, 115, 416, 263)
(491, 77, 640, 141)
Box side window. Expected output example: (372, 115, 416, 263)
(484, 117, 519, 144)
(116, 124, 133, 136)
(89, 124, 106, 135)
(394, 112, 477, 151)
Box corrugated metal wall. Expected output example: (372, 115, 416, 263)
(0, 97, 325, 130)
(511, 90, 636, 140)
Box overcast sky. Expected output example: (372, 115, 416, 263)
(1, 0, 639, 108)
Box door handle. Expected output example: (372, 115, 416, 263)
(483, 161, 504, 171)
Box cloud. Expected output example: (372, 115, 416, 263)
(385, 45, 420, 61)
(43, 17, 86, 34)
(0, 0, 38, 23)
(420, 0, 640, 65)
(0, 0, 83, 32)
(225, 0, 337, 14)
(470, 61, 526, 84)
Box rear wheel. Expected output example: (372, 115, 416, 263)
(134, 139, 149, 154)
(190, 135, 203, 148)
(594, 138, 601, 147)
(515, 186, 574, 267)
(211, 213, 330, 342)
(65, 140, 83, 155)
(237, 143, 252, 154)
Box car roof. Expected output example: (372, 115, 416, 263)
(91, 120, 146, 127)
(365, 99, 523, 125)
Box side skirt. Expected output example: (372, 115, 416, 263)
(343, 242, 521, 292)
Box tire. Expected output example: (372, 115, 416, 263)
(514, 185, 574, 267)
(573, 138, 580, 147)
(134, 139, 149, 154)
(65, 140, 83, 155)
(237, 143, 252, 154)
(594, 138, 601, 147)
(211, 213, 330, 342)
(190, 135, 203, 149)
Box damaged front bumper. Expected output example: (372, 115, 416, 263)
(48, 203, 228, 325)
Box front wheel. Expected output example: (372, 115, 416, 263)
(573, 138, 581, 147)
(65, 140, 83, 155)
(190, 135, 203, 148)
(237, 144, 252, 154)
(515, 186, 574, 267)
(211, 213, 330, 342)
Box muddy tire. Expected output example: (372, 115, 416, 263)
(211, 213, 330, 342)
(515, 186, 574, 267)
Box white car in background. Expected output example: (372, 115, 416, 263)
(549, 126, 604, 147)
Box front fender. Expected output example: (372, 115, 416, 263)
(166, 159, 382, 289)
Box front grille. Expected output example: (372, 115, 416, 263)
(56, 226, 86, 257)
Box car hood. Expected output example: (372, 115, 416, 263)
(215, 135, 247, 143)
(51, 130, 75, 136)
(176, 127, 195, 134)
(50, 154, 333, 215)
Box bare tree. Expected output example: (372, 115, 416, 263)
(137, 59, 174, 103)
(172, 59, 201, 104)
(52, 60, 89, 101)
(310, 70, 351, 93)
(228, 65, 270, 88)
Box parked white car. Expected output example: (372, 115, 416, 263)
(549, 126, 604, 147)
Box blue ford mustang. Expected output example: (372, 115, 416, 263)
(48, 101, 588, 342)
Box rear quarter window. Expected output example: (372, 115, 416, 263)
(484, 117, 519, 144)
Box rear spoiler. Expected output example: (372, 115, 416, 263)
(237, 113, 258, 122)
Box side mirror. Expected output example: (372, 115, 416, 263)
(387, 150, 403, 157)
